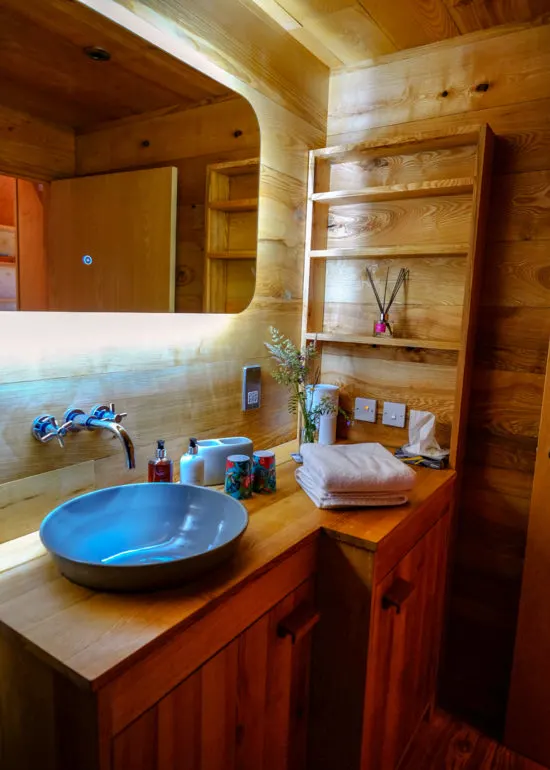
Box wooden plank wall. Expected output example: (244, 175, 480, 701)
(0, 104, 75, 181)
(328, 22, 550, 737)
(0, 0, 327, 542)
(76, 97, 261, 312)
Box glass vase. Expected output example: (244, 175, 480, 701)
(300, 419, 317, 445)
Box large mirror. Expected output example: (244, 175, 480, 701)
(0, 1, 260, 313)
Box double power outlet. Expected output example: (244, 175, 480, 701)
(354, 398, 407, 428)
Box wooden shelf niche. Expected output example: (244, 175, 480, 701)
(204, 157, 259, 313)
(301, 126, 494, 469)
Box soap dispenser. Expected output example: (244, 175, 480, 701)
(148, 439, 174, 482)
(180, 438, 205, 486)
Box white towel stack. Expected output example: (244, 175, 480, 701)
(296, 443, 416, 509)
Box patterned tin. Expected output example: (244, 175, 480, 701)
(252, 450, 276, 494)
(224, 454, 252, 500)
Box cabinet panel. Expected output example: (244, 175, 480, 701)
(361, 511, 451, 770)
(112, 579, 316, 770)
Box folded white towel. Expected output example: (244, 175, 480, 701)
(300, 442, 416, 494)
(296, 467, 409, 509)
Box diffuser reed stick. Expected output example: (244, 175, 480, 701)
(365, 267, 409, 336)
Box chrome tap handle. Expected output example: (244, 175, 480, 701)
(31, 415, 71, 447)
(90, 403, 127, 423)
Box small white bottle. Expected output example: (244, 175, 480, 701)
(180, 438, 205, 486)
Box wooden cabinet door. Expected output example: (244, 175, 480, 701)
(112, 579, 317, 770)
(361, 512, 451, 770)
(47, 167, 177, 311)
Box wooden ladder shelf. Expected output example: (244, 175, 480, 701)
(301, 125, 494, 469)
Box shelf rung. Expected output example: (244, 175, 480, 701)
(309, 244, 469, 259)
(311, 129, 481, 164)
(208, 158, 260, 175)
(208, 198, 258, 212)
(206, 251, 256, 260)
(305, 332, 462, 352)
(310, 178, 474, 206)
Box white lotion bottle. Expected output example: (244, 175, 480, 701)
(179, 438, 205, 486)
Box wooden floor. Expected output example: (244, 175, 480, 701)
(400, 711, 546, 770)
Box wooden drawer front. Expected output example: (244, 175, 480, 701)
(112, 578, 317, 770)
(103, 540, 317, 737)
(362, 511, 451, 770)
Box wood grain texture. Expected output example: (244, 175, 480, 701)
(308, 487, 453, 770)
(327, 24, 550, 736)
(0, 0, 327, 542)
(361, 512, 451, 770)
(77, 99, 260, 313)
(250, 0, 549, 67)
(0, 461, 454, 689)
(400, 710, 546, 770)
(110, 579, 316, 770)
(506, 343, 550, 766)
(329, 23, 550, 138)
(0, 104, 75, 181)
(303, 126, 490, 470)
(0, 456, 455, 769)
(16, 180, 48, 311)
(47, 167, 177, 312)
(0, 0, 233, 131)
(106, 0, 328, 130)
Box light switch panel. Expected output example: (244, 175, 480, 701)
(242, 365, 261, 411)
(382, 401, 406, 428)
(354, 397, 377, 423)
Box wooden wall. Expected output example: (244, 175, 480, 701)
(328, 22, 550, 737)
(0, 0, 327, 542)
(76, 97, 260, 312)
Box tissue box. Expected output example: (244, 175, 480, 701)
(197, 437, 254, 485)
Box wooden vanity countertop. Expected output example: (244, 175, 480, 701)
(0, 443, 455, 692)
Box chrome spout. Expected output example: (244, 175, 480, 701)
(86, 418, 136, 470)
(64, 404, 136, 470)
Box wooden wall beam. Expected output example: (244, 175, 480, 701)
(0, 105, 75, 181)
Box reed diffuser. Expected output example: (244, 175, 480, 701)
(365, 267, 409, 337)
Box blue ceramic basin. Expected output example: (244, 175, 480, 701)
(39, 483, 248, 592)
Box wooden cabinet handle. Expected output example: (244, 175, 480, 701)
(381, 577, 414, 614)
(277, 601, 320, 644)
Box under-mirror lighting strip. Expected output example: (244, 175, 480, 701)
(1, 314, 234, 379)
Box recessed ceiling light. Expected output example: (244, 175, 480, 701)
(83, 46, 111, 62)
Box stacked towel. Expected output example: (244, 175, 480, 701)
(296, 443, 416, 509)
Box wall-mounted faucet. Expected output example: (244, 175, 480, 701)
(32, 404, 136, 470)
(31, 415, 71, 447)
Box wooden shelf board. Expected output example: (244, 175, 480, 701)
(208, 158, 260, 176)
(312, 128, 481, 165)
(309, 244, 469, 259)
(311, 178, 474, 206)
(207, 250, 256, 260)
(305, 332, 462, 351)
(208, 198, 258, 212)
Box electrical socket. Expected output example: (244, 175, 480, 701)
(382, 401, 406, 428)
(354, 397, 377, 423)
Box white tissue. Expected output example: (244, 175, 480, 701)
(402, 410, 449, 460)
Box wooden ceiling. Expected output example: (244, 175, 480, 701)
(0, 0, 234, 130)
(250, 0, 550, 66)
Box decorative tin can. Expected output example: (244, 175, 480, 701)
(252, 450, 276, 493)
(224, 454, 252, 499)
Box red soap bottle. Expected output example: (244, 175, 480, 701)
(148, 440, 174, 482)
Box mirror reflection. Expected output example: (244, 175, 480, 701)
(0, 3, 260, 313)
